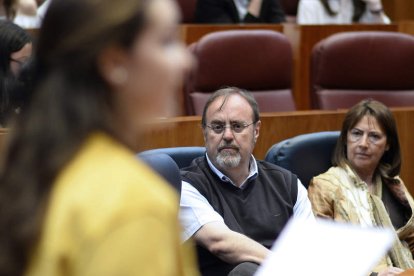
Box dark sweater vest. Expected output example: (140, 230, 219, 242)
(181, 157, 298, 276)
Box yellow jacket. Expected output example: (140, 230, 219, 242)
(26, 133, 198, 276)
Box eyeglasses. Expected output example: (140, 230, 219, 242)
(205, 121, 256, 134)
(348, 129, 385, 145)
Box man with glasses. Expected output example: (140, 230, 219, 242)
(180, 88, 314, 276)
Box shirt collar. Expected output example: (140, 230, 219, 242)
(344, 164, 381, 192)
(205, 153, 258, 189)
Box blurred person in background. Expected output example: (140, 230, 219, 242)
(309, 100, 414, 276)
(0, 0, 197, 276)
(0, 20, 31, 125)
(0, 0, 39, 27)
(195, 0, 285, 23)
(298, 0, 390, 24)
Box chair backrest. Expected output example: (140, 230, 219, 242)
(265, 131, 340, 188)
(311, 31, 414, 109)
(138, 153, 182, 194)
(175, 0, 196, 23)
(139, 146, 206, 169)
(186, 30, 295, 115)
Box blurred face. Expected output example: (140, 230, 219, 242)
(346, 115, 389, 178)
(9, 42, 32, 76)
(204, 94, 260, 172)
(108, 0, 193, 137)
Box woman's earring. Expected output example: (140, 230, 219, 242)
(110, 67, 128, 85)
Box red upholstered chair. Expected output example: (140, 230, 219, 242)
(185, 30, 295, 115)
(176, 0, 196, 23)
(311, 31, 414, 110)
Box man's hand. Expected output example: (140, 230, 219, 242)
(247, 0, 263, 18)
(17, 0, 38, 15)
(377, 267, 404, 276)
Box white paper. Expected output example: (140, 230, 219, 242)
(255, 218, 394, 276)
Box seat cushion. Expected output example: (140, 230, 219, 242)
(317, 89, 414, 110)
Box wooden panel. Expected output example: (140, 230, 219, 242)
(384, 0, 414, 21)
(180, 24, 284, 45)
(283, 23, 399, 110)
(139, 110, 345, 156)
(399, 21, 414, 35)
(394, 0, 414, 21)
(138, 108, 414, 194)
(0, 109, 413, 191)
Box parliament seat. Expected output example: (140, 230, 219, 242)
(265, 131, 340, 188)
(185, 30, 296, 115)
(139, 153, 182, 194)
(311, 31, 414, 110)
(139, 146, 205, 169)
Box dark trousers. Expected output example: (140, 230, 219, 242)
(228, 262, 259, 276)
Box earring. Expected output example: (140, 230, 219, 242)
(110, 67, 128, 85)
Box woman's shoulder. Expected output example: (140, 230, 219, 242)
(28, 134, 182, 276)
(52, 132, 178, 221)
(311, 166, 350, 188)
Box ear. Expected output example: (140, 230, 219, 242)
(97, 45, 129, 88)
(386, 143, 390, 151)
(202, 127, 208, 143)
(254, 120, 261, 143)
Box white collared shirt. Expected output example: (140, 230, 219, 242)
(179, 154, 315, 242)
(233, 0, 250, 20)
(297, 0, 390, 24)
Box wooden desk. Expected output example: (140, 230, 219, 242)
(384, 0, 414, 21)
(399, 20, 414, 35)
(283, 23, 399, 110)
(140, 108, 414, 193)
(0, 109, 413, 191)
(180, 24, 284, 45)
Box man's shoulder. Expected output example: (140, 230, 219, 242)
(181, 156, 207, 173)
(256, 160, 298, 192)
(256, 159, 296, 176)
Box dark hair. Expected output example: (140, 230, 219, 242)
(332, 99, 401, 185)
(0, 20, 31, 124)
(320, 0, 367, 22)
(201, 87, 260, 128)
(0, 0, 149, 274)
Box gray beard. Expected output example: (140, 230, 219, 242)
(216, 150, 241, 169)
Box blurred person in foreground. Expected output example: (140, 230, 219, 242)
(309, 100, 414, 276)
(297, 0, 390, 24)
(0, 0, 197, 275)
(195, 0, 285, 24)
(180, 87, 314, 276)
(0, 20, 31, 125)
